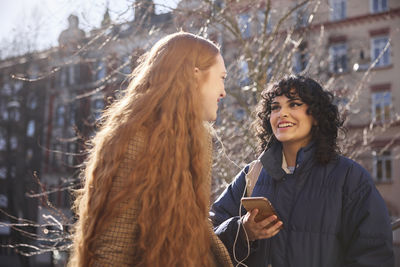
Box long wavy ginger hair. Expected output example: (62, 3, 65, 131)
(69, 32, 220, 266)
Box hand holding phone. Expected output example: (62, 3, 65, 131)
(241, 197, 278, 223)
(241, 197, 283, 241)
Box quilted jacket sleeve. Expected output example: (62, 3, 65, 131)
(91, 136, 144, 266)
(340, 162, 394, 267)
(210, 165, 260, 263)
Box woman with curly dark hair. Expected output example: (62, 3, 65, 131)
(211, 75, 394, 267)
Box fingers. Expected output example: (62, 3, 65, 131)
(248, 208, 259, 222)
(257, 220, 283, 239)
(242, 211, 259, 241)
(259, 215, 280, 228)
(242, 212, 283, 241)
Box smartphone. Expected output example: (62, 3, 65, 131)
(241, 197, 280, 224)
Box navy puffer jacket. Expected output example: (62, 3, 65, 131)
(210, 142, 394, 267)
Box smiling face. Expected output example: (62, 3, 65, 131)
(197, 54, 227, 122)
(269, 91, 315, 150)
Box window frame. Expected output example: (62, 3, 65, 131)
(0, 130, 6, 151)
(330, 0, 347, 21)
(372, 150, 392, 182)
(293, 44, 309, 74)
(371, 91, 391, 123)
(238, 60, 251, 86)
(329, 43, 348, 73)
(0, 194, 8, 208)
(55, 105, 66, 127)
(293, 3, 309, 27)
(26, 120, 35, 137)
(237, 13, 252, 38)
(0, 167, 6, 179)
(371, 36, 391, 67)
(96, 61, 107, 81)
(91, 94, 105, 121)
(370, 0, 388, 13)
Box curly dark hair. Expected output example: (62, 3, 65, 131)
(255, 75, 344, 165)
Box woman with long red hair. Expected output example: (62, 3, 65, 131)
(68, 32, 232, 267)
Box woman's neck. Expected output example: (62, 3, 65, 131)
(282, 143, 302, 167)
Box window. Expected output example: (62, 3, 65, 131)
(238, 60, 251, 86)
(28, 95, 38, 109)
(293, 43, 308, 73)
(29, 64, 39, 79)
(371, 91, 391, 123)
(0, 131, 6, 150)
(238, 13, 251, 38)
(60, 68, 67, 87)
(0, 194, 7, 208)
(96, 61, 106, 81)
(10, 166, 16, 177)
(293, 3, 309, 27)
(10, 136, 18, 150)
(14, 81, 23, 92)
(68, 65, 75, 85)
(0, 101, 8, 120)
(122, 55, 132, 74)
(92, 98, 104, 120)
(52, 144, 63, 167)
(0, 167, 6, 179)
(45, 181, 69, 207)
(329, 43, 347, 73)
(7, 101, 20, 121)
(10, 109, 20, 121)
(3, 83, 12, 95)
(67, 143, 76, 166)
(371, 36, 390, 67)
(213, 0, 225, 10)
(26, 148, 33, 161)
(371, 0, 388, 13)
(0, 220, 10, 234)
(330, 0, 346, 21)
(56, 105, 65, 127)
(373, 150, 392, 182)
(257, 10, 272, 34)
(69, 104, 76, 126)
(27, 120, 35, 137)
(293, 52, 309, 73)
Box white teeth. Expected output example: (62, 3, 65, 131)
(278, 122, 293, 128)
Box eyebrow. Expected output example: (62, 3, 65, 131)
(271, 97, 302, 104)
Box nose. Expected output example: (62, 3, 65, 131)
(278, 106, 288, 118)
(220, 87, 226, 99)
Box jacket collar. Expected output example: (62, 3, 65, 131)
(259, 140, 315, 181)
